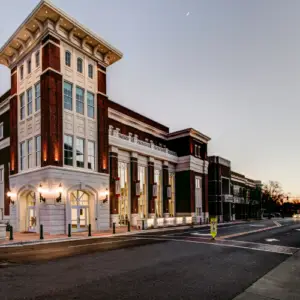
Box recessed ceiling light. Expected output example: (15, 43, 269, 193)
(64, 23, 67, 26)
(33, 25, 35, 27)
(74, 28, 77, 31)
(16, 43, 19, 46)
(24, 34, 27, 37)
(45, 10, 48, 14)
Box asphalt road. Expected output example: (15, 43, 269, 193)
(0, 218, 299, 300)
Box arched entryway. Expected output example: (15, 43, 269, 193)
(26, 191, 37, 232)
(70, 190, 90, 232)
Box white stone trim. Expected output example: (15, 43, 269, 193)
(0, 137, 10, 150)
(176, 155, 209, 174)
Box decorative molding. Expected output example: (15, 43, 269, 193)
(0, 137, 10, 150)
(176, 155, 209, 174)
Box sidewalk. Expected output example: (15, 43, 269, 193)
(0, 220, 245, 248)
(233, 250, 300, 300)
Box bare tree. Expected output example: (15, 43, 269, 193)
(262, 181, 285, 211)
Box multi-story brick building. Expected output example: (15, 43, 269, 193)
(208, 156, 262, 222)
(0, 0, 211, 234)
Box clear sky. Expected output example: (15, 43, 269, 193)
(0, 0, 299, 195)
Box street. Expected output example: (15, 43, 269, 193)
(1, 218, 300, 300)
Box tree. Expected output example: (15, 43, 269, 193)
(262, 181, 285, 211)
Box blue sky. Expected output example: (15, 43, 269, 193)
(0, 0, 299, 195)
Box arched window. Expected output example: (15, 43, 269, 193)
(77, 57, 83, 73)
(88, 64, 93, 79)
(65, 51, 71, 67)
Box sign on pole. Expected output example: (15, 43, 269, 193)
(210, 217, 217, 239)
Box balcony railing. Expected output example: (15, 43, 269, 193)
(109, 127, 178, 158)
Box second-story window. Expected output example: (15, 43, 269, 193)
(20, 93, 25, 120)
(35, 50, 40, 68)
(65, 51, 71, 67)
(64, 135, 73, 166)
(20, 65, 24, 80)
(35, 82, 40, 112)
(27, 138, 33, 169)
(20, 142, 25, 171)
(88, 141, 95, 170)
(87, 92, 94, 118)
(64, 81, 73, 111)
(35, 135, 41, 167)
(77, 57, 83, 73)
(76, 138, 84, 168)
(27, 58, 31, 74)
(76, 87, 84, 115)
(27, 88, 32, 116)
(88, 64, 93, 79)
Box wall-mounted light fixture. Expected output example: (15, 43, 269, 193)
(38, 184, 46, 202)
(56, 183, 63, 203)
(7, 190, 16, 205)
(101, 189, 109, 203)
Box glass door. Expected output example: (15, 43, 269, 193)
(27, 192, 37, 232)
(70, 190, 89, 231)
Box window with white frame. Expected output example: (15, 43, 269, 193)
(88, 141, 95, 170)
(35, 50, 40, 68)
(65, 51, 71, 67)
(20, 142, 25, 171)
(76, 138, 84, 168)
(64, 135, 73, 166)
(195, 177, 202, 216)
(64, 81, 73, 111)
(20, 93, 25, 120)
(76, 87, 84, 114)
(0, 123, 3, 140)
(27, 58, 31, 74)
(87, 92, 94, 118)
(20, 65, 24, 80)
(35, 82, 40, 112)
(88, 64, 93, 79)
(35, 135, 41, 167)
(77, 57, 83, 73)
(27, 139, 33, 169)
(27, 88, 32, 116)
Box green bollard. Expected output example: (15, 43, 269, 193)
(88, 224, 91, 237)
(68, 224, 71, 237)
(40, 224, 44, 240)
(113, 222, 116, 234)
(9, 226, 13, 241)
(127, 221, 131, 232)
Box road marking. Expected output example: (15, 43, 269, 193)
(136, 235, 298, 255)
(249, 225, 265, 227)
(295, 229, 300, 231)
(265, 238, 279, 242)
(68, 238, 138, 248)
(190, 233, 212, 237)
(273, 220, 282, 227)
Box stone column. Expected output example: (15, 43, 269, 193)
(130, 152, 138, 225)
(148, 157, 155, 218)
(109, 146, 119, 225)
(162, 162, 169, 217)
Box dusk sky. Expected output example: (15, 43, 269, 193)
(0, 0, 299, 195)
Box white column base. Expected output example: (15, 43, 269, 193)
(163, 213, 170, 218)
(232, 214, 236, 221)
(131, 214, 139, 226)
(111, 214, 119, 227)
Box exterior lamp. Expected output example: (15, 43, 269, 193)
(38, 184, 46, 203)
(56, 183, 63, 203)
(101, 189, 109, 203)
(7, 190, 16, 205)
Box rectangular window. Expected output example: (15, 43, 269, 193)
(20, 142, 25, 171)
(87, 92, 94, 118)
(27, 59, 31, 74)
(76, 138, 84, 168)
(20, 65, 24, 80)
(64, 81, 73, 111)
(20, 93, 25, 120)
(0, 123, 3, 139)
(64, 135, 73, 166)
(35, 135, 41, 167)
(35, 51, 40, 68)
(0, 168, 3, 182)
(76, 87, 84, 114)
(27, 88, 32, 116)
(35, 82, 40, 112)
(88, 141, 95, 170)
(27, 139, 33, 169)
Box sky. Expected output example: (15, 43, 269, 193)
(0, 0, 300, 195)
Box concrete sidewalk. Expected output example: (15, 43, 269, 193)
(0, 220, 246, 248)
(233, 250, 300, 300)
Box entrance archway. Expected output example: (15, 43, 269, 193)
(70, 190, 90, 231)
(27, 191, 37, 232)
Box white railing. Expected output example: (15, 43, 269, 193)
(110, 128, 178, 157)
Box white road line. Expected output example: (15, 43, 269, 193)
(249, 225, 265, 227)
(265, 238, 280, 242)
(190, 233, 212, 237)
(273, 220, 282, 227)
(137, 236, 297, 255)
